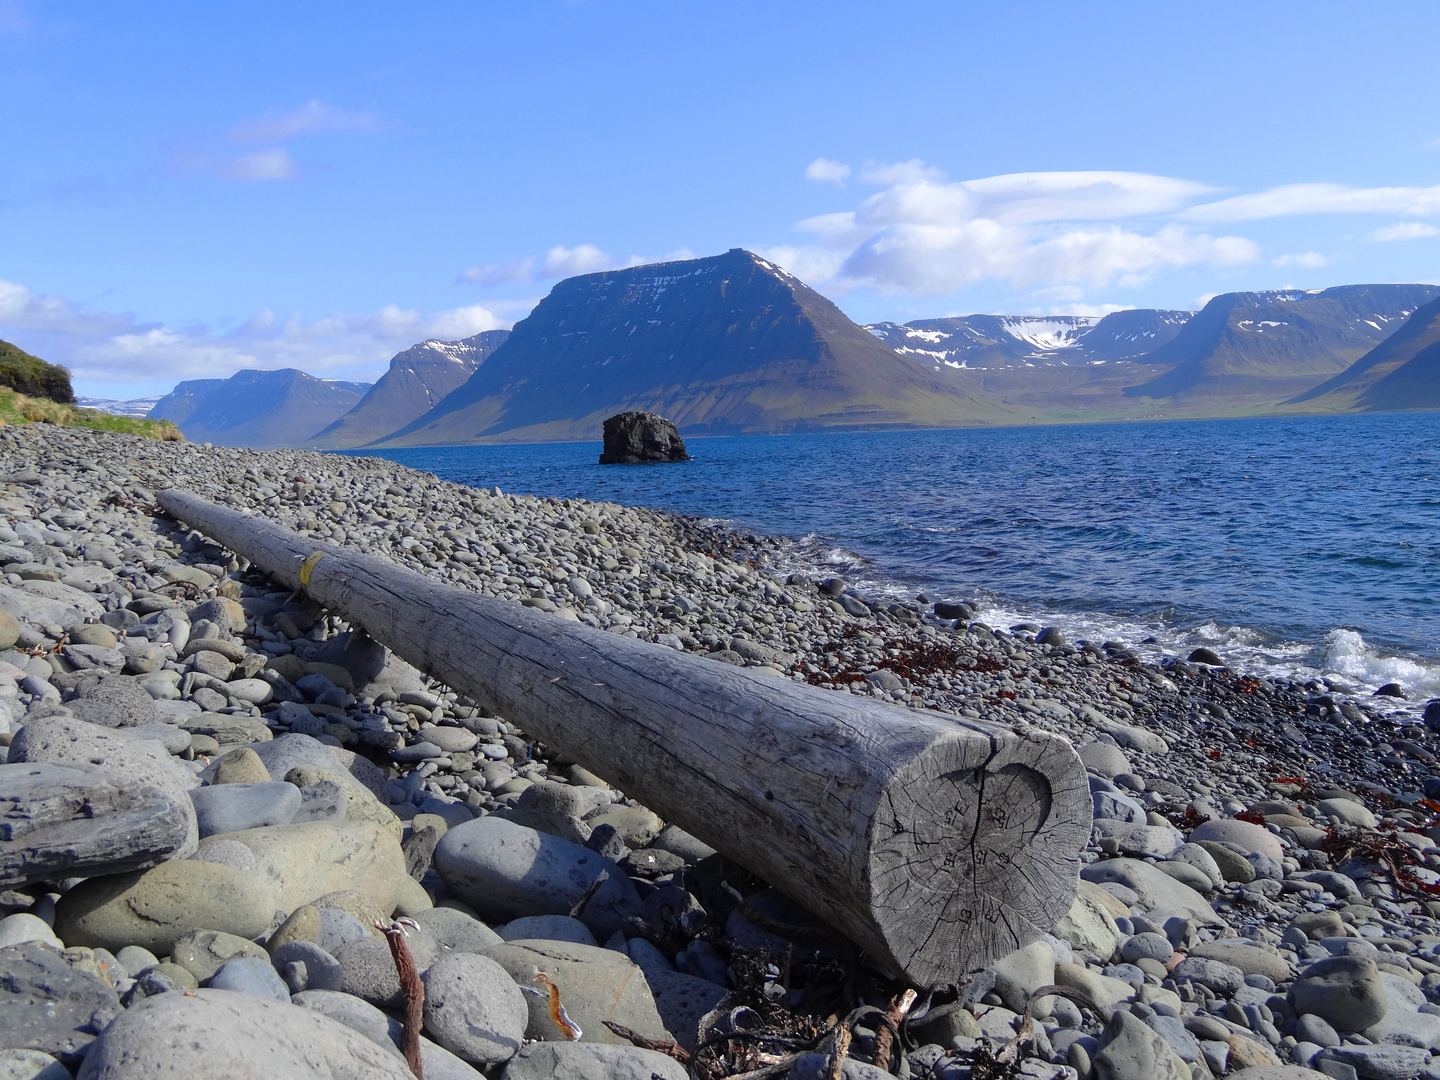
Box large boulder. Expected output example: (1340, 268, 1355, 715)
(199, 820, 430, 918)
(482, 940, 672, 1047)
(0, 762, 191, 888)
(189, 782, 302, 837)
(1079, 858, 1222, 926)
(435, 817, 641, 940)
(0, 941, 122, 1065)
(201, 734, 400, 840)
(8, 715, 199, 858)
(65, 675, 162, 729)
(73, 989, 415, 1079)
(598, 412, 689, 465)
(1290, 955, 1388, 1032)
(54, 859, 275, 954)
(422, 953, 528, 1065)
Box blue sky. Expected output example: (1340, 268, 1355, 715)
(2, 1, 1438, 397)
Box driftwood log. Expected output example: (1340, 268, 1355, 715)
(159, 489, 1090, 987)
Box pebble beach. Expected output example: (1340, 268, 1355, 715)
(2, 420, 1439, 1080)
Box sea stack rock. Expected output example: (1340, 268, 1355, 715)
(598, 411, 689, 464)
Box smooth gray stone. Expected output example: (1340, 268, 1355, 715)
(632, 965, 727, 1054)
(1091, 1010, 1189, 1080)
(391, 742, 444, 763)
(0, 1049, 71, 1080)
(270, 941, 344, 993)
(0, 940, 122, 1065)
(0, 761, 191, 888)
(317, 908, 370, 953)
(1078, 741, 1131, 778)
(1172, 957, 1245, 994)
(1325, 1044, 1431, 1080)
(188, 782, 301, 838)
(435, 817, 642, 940)
(208, 957, 290, 1001)
(1093, 788, 1146, 823)
(501, 1042, 688, 1080)
(1080, 858, 1222, 926)
(171, 930, 268, 983)
(649, 824, 715, 864)
(1291, 955, 1388, 1032)
(497, 915, 596, 946)
(189, 837, 257, 874)
(114, 947, 159, 977)
(1296, 1013, 1341, 1048)
(290, 989, 403, 1050)
(293, 780, 347, 823)
(66, 675, 162, 729)
(335, 928, 439, 1008)
(1121, 932, 1175, 964)
(408, 906, 503, 954)
(125, 723, 191, 755)
(73, 988, 414, 1078)
(421, 953, 527, 1065)
(8, 714, 198, 858)
(1144, 1014, 1201, 1063)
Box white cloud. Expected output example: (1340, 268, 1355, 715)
(224, 149, 296, 181)
(859, 159, 945, 185)
(624, 248, 696, 267)
(461, 243, 623, 286)
(458, 259, 535, 286)
(1366, 222, 1440, 242)
(805, 158, 851, 186)
(231, 100, 382, 143)
(171, 100, 381, 183)
(1182, 182, 1440, 223)
(1272, 251, 1331, 268)
(775, 167, 1259, 296)
(540, 244, 612, 277)
(0, 278, 508, 388)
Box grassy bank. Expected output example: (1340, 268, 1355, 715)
(0, 387, 182, 440)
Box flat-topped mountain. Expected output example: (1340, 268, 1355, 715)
(148, 369, 371, 449)
(1124, 284, 1440, 402)
(311, 330, 509, 449)
(1288, 294, 1440, 412)
(866, 309, 1191, 369)
(372, 249, 1004, 445)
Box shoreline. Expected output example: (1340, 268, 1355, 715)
(1, 421, 1439, 1079)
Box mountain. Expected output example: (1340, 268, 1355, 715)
(371, 249, 1008, 446)
(77, 395, 166, 418)
(310, 330, 510, 449)
(148, 369, 371, 449)
(1124, 285, 1440, 401)
(1288, 295, 1440, 412)
(865, 309, 1192, 369)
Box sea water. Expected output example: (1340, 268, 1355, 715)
(350, 411, 1440, 709)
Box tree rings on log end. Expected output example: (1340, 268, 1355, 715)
(866, 728, 1091, 987)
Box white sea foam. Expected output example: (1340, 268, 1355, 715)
(759, 532, 1439, 718)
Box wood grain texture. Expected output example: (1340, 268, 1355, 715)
(159, 489, 1090, 986)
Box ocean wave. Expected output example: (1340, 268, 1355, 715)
(758, 532, 1439, 717)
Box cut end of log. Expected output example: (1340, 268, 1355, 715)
(867, 725, 1090, 986)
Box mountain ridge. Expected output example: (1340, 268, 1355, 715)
(371, 249, 1011, 446)
(1287, 294, 1440, 412)
(311, 330, 510, 449)
(148, 369, 371, 449)
(1123, 284, 1440, 401)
